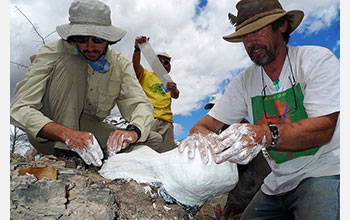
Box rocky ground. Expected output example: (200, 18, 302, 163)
(10, 150, 215, 220)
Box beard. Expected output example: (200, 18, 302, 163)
(82, 49, 103, 61)
(247, 44, 277, 66)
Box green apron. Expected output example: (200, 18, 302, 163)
(251, 83, 319, 164)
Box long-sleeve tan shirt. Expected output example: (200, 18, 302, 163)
(10, 39, 154, 142)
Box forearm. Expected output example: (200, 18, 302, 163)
(37, 122, 73, 143)
(189, 115, 224, 135)
(271, 112, 339, 151)
(132, 47, 142, 78)
(40, 122, 104, 166)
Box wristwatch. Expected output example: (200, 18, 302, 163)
(126, 124, 141, 141)
(268, 122, 279, 148)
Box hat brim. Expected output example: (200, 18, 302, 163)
(223, 10, 304, 43)
(157, 54, 172, 59)
(56, 23, 126, 43)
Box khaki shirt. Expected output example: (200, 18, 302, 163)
(10, 39, 154, 142)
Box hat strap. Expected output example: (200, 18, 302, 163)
(236, 8, 285, 31)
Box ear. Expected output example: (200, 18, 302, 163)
(279, 20, 288, 33)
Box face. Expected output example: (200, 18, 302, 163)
(158, 56, 171, 73)
(74, 36, 108, 61)
(242, 24, 285, 66)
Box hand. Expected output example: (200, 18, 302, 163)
(135, 35, 149, 49)
(166, 82, 179, 99)
(166, 82, 177, 93)
(178, 132, 218, 164)
(210, 124, 266, 165)
(107, 130, 138, 157)
(65, 132, 104, 167)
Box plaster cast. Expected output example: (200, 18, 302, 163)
(99, 145, 238, 207)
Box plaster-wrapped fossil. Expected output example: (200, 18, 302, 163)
(99, 145, 239, 210)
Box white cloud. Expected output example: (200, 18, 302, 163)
(10, 0, 340, 116)
(333, 40, 340, 53)
(173, 123, 184, 137)
(281, 0, 340, 35)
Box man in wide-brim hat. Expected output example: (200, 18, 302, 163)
(222, 0, 304, 43)
(11, 0, 161, 167)
(178, 0, 340, 219)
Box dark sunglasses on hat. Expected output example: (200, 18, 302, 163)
(73, 36, 107, 44)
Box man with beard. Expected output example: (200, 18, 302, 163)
(178, 0, 339, 219)
(10, 0, 159, 167)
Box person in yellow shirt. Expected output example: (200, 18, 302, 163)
(133, 36, 180, 152)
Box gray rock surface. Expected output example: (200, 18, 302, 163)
(10, 152, 197, 220)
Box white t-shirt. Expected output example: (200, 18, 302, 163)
(208, 45, 340, 195)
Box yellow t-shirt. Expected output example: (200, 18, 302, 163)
(138, 68, 173, 123)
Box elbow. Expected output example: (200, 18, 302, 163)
(320, 112, 339, 145)
(320, 129, 335, 146)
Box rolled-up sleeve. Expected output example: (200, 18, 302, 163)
(10, 43, 60, 139)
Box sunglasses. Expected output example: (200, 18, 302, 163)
(159, 59, 170, 65)
(73, 36, 107, 44)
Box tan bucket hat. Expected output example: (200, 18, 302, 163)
(56, 0, 126, 42)
(223, 0, 304, 43)
(157, 52, 172, 60)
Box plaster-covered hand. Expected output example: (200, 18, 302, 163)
(210, 124, 266, 165)
(178, 132, 218, 164)
(107, 130, 137, 157)
(67, 134, 104, 167)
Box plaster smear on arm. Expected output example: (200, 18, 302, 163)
(99, 145, 239, 207)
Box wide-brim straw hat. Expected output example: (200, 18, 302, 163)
(56, 0, 126, 43)
(223, 0, 304, 43)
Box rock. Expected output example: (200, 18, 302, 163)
(23, 148, 38, 160)
(10, 153, 199, 219)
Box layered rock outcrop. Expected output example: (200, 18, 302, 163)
(10, 152, 212, 219)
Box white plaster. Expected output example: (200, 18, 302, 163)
(69, 135, 104, 167)
(99, 145, 238, 207)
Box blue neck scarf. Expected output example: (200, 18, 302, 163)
(77, 48, 109, 73)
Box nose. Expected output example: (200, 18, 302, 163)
(86, 38, 96, 50)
